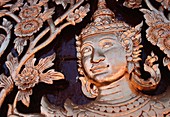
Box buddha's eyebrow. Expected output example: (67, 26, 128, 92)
(99, 35, 117, 40)
(99, 37, 117, 43)
(81, 42, 93, 49)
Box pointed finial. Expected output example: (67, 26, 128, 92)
(98, 0, 107, 9)
(92, 0, 114, 21)
(80, 0, 131, 39)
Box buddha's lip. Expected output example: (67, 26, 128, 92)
(90, 64, 109, 73)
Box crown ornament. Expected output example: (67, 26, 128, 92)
(80, 0, 131, 39)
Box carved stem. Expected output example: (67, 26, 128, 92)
(30, 0, 84, 49)
(16, 22, 71, 74)
(47, 19, 55, 33)
(44, 4, 55, 33)
(12, 91, 19, 109)
(32, 23, 71, 52)
(0, 89, 8, 107)
(5, 11, 21, 23)
(0, 26, 10, 57)
(144, 0, 157, 11)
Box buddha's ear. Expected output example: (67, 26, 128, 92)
(79, 76, 98, 98)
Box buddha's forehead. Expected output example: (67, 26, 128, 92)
(82, 33, 118, 44)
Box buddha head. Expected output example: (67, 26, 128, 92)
(76, 0, 143, 97)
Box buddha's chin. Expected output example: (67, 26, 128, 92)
(91, 69, 127, 85)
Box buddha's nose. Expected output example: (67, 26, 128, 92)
(91, 49, 105, 63)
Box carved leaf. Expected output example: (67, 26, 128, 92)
(67, 4, 90, 25)
(0, 0, 10, 6)
(163, 57, 170, 70)
(144, 64, 156, 77)
(17, 89, 32, 107)
(25, 55, 36, 68)
(36, 53, 56, 72)
(40, 69, 64, 84)
(53, 0, 74, 9)
(39, 8, 55, 21)
(123, 0, 142, 9)
(2, 18, 12, 29)
(5, 53, 18, 75)
(141, 9, 170, 57)
(37, 0, 48, 6)
(156, 0, 170, 10)
(140, 9, 167, 26)
(0, 10, 8, 18)
(143, 52, 161, 87)
(10, 0, 24, 12)
(27, 0, 38, 5)
(0, 74, 13, 90)
(14, 37, 27, 55)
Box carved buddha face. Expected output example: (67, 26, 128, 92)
(81, 33, 127, 85)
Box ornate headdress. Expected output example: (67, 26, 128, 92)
(76, 0, 143, 98)
(80, 0, 132, 39)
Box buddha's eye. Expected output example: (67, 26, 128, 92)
(99, 38, 116, 49)
(82, 46, 92, 56)
(102, 42, 113, 48)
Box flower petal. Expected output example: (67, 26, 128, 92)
(40, 69, 64, 84)
(36, 53, 56, 72)
(14, 37, 28, 55)
(17, 89, 32, 107)
(25, 55, 36, 68)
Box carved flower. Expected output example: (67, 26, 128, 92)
(14, 0, 54, 37)
(9, 54, 64, 107)
(67, 13, 80, 25)
(147, 22, 170, 58)
(67, 4, 90, 25)
(14, 18, 43, 37)
(141, 9, 170, 57)
(14, 67, 40, 107)
(19, 5, 41, 19)
(157, 31, 170, 57)
(15, 68, 39, 90)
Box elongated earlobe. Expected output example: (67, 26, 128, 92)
(79, 76, 98, 98)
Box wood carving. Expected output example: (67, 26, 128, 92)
(0, 0, 169, 116)
(38, 0, 170, 116)
(0, 0, 90, 116)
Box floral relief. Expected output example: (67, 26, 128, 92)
(141, 9, 170, 57)
(14, 0, 54, 37)
(15, 68, 39, 91)
(0, 0, 169, 116)
(12, 53, 64, 107)
(0, 0, 90, 115)
(14, 17, 43, 37)
(67, 4, 90, 25)
(123, 0, 142, 8)
(19, 4, 41, 19)
(54, 0, 74, 9)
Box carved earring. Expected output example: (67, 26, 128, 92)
(79, 76, 98, 98)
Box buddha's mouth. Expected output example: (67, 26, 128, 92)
(90, 64, 109, 74)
